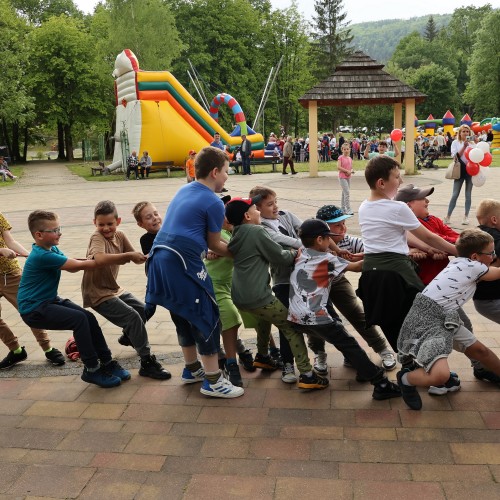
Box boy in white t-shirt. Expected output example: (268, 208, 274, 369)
(397, 229, 500, 410)
(357, 156, 457, 352)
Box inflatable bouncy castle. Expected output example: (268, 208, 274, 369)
(110, 49, 265, 169)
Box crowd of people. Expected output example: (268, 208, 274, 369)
(1, 146, 499, 412)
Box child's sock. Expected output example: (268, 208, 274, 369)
(205, 370, 221, 384)
(13, 347, 23, 354)
(401, 372, 414, 386)
(226, 357, 237, 366)
(186, 360, 202, 373)
(44, 347, 53, 353)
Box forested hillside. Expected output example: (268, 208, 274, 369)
(350, 14, 451, 62)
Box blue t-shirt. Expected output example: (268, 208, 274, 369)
(210, 140, 224, 150)
(158, 182, 224, 251)
(18, 244, 68, 314)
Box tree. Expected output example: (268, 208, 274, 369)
(465, 10, 500, 117)
(312, 0, 352, 78)
(11, 0, 82, 24)
(423, 15, 438, 42)
(0, 0, 34, 162)
(28, 15, 110, 160)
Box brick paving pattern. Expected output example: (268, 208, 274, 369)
(0, 162, 498, 498)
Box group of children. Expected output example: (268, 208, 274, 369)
(1, 147, 499, 409)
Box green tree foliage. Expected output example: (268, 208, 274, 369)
(465, 10, 500, 117)
(28, 15, 110, 160)
(423, 15, 438, 42)
(0, 0, 34, 161)
(312, 0, 352, 78)
(11, 0, 81, 24)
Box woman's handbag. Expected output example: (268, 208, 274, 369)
(445, 155, 461, 180)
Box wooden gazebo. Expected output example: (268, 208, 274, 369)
(298, 51, 427, 175)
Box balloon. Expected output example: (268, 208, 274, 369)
(469, 148, 485, 163)
(390, 129, 403, 142)
(466, 161, 480, 176)
(471, 170, 486, 187)
(480, 166, 490, 176)
(464, 147, 473, 161)
(477, 141, 490, 153)
(479, 152, 492, 166)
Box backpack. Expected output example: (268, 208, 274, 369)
(65, 337, 80, 361)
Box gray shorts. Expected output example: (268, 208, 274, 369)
(453, 325, 477, 353)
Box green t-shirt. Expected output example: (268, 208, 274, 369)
(368, 151, 395, 159)
(204, 229, 233, 284)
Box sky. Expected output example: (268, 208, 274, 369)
(74, 0, 497, 24)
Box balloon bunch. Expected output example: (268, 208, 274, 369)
(464, 142, 492, 187)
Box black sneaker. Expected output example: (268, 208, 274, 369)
(253, 353, 279, 371)
(118, 334, 132, 347)
(269, 347, 283, 368)
(45, 348, 66, 366)
(372, 381, 402, 400)
(428, 372, 461, 395)
(238, 350, 256, 372)
(298, 372, 329, 390)
(139, 355, 172, 380)
(0, 347, 27, 370)
(224, 361, 243, 387)
(396, 369, 422, 410)
(473, 368, 500, 385)
(103, 360, 131, 381)
(81, 366, 121, 388)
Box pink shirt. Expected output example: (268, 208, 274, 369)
(338, 155, 352, 179)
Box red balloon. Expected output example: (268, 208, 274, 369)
(480, 152, 492, 167)
(464, 147, 473, 161)
(466, 161, 480, 176)
(390, 129, 403, 142)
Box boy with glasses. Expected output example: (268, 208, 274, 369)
(18, 211, 128, 388)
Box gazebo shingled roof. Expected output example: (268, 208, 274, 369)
(299, 51, 426, 108)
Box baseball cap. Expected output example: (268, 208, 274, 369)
(299, 219, 335, 239)
(316, 205, 352, 223)
(188, 149, 196, 155)
(395, 184, 434, 203)
(225, 195, 262, 225)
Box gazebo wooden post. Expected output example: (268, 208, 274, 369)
(404, 99, 416, 175)
(308, 100, 319, 177)
(393, 102, 403, 164)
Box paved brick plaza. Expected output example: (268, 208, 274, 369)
(0, 162, 498, 499)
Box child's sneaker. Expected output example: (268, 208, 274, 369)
(200, 374, 244, 398)
(372, 380, 402, 400)
(313, 351, 328, 376)
(298, 372, 329, 390)
(81, 366, 121, 388)
(281, 363, 297, 383)
(253, 353, 279, 371)
(0, 347, 27, 370)
(224, 361, 243, 387)
(428, 372, 461, 395)
(396, 369, 422, 410)
(103, 360, 131, 381)
(139, 355, 171, 380)
(181, 366, 205, 384)
(238, 349, 256, 372)
(45, 348, 66, 366)
(269, 347, 283, 368)
(378, 350, 397, 371)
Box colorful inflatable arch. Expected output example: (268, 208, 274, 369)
(110, 49, 264, 168)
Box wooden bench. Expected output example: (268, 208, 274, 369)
(91, 166, 104, 176)
(251, 157, 282, 173)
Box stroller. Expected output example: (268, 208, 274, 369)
(416, 146, 439, 170)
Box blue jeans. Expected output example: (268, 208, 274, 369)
(447, 176, 473, 216)
(241, 154, 251, 175)
(21, 297, 111, 368)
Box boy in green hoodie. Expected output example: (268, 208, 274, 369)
(226, 196, 328, 389)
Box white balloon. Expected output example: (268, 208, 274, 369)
(469, 148, 485, 163)
(471, 170, 486, 187)
(477, 141, 490, 153)
(480, 166, 490, 176)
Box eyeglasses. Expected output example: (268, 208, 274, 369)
(477, 250, 496, 257)
(40, 226, 62, 234)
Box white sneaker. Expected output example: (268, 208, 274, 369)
(313, 351, 328, 376)
(443, 216, 450, 225)
(462, 216, 469, 225)
(181, 366, 205, 384)
(379, 350, 397, 371)
(200, 373, 244, 398)
(281, 363, 297, 383)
